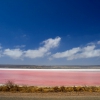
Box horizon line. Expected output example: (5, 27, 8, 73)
(0, 68, 100, 71)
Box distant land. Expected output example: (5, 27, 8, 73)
(0, 65, 100, 69)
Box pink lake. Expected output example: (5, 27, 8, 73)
(0, 69, 100, 86)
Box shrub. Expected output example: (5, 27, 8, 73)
(91, 86, 98, 92)
(5, 80, 14, 89)
(53, 86, 60, 92)
(1, 85, 9, 92)
(60, 86, 66, 92)
(66, 87, 74, 92)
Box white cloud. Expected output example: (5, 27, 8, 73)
(52, 47, 81, 58)
(3, 49, 23, 59)
(82, 45, 95, 51)
(43, 36, 61, 50)
(1, 37, 61, 59)
(46, 52, 51, 56)
(52, 41, 100, 60)
(1, 38, 100, 61)
(24, 48, 46, 58)
(24, 37, 61, 58)
(0, 37, 60, 59)
(67, 45, 99, 60)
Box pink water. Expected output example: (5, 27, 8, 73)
(0, 69, 100, 86)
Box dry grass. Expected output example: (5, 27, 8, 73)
(0, 81, 100, 100)
(0, 81, 100, 93)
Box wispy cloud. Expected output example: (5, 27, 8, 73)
(1, 37, 61, 59)
(52, 41, 100, 60)
(52, 47, 81, 59)
(1, 37, 100, 61)
(97, 41, 100, 44)
(24, 37, 61, 58)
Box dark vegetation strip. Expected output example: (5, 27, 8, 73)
(0, 81, 100, 93)
(0, 65, 100, 69)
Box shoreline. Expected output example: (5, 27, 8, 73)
(0, 68, 100, 71)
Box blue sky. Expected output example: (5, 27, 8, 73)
(0, 0, 100, 65)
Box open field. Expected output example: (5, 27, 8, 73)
(0, 93, 100, 100)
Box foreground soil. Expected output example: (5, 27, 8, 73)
(0, 97, 100, 100)
(0, 92, 100, 97)
(0, 92, 100, 100)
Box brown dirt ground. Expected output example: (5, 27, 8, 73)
(0, 92, 100, 98)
